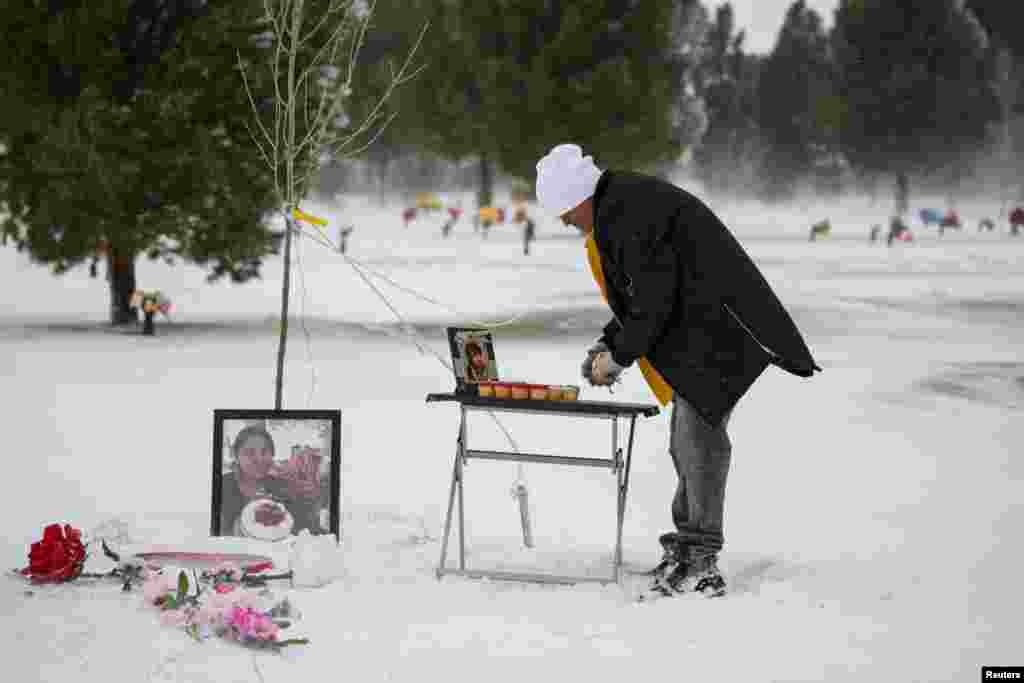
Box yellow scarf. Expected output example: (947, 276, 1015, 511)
(584, 235, 673, 406)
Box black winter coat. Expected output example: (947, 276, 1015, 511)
(592, 171, 820, 427)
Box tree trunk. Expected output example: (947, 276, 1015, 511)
(894, 171, 909, 218)
(107, 246, 138, 325)
(995, 45, 1016, 211)
(477, 154, 494, 209)
(274, 216, 294, 410)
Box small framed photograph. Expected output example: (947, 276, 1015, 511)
(447, 327, 499, 392)
(211, 409, 341, 541)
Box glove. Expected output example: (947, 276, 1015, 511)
(580, 341, 609, 383)
(590, 351, 624, 386)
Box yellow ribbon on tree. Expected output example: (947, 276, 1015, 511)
(292, 207, 328, 226)
(585, 235, 673, 406)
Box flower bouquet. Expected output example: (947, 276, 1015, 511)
(130, 289, 173, 335)
(131, 289, 173, 316)
(16, 523, 145, 590)
(143, 562, 308, 650)
(19, 523, 88, 583)
(269, 447, 323, 502)
(15, 524, 308, 651)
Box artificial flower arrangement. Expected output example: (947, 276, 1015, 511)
(15, 523, 308, 652)
(142, 562, 308, 650)
(131, 289, 173, 316)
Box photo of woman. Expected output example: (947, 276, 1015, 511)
(447, 328, 499, 390)
(218, 420, 332, 540)
(463, 338, 497, 382)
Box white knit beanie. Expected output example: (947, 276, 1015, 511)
(535, 143, 603, 217)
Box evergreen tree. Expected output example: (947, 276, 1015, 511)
(374, 0, 688, 206)
(0, 2, 293, 325)
(832, 0, 1000, 191)
(965, 0, 1024, 194)
(691, 3, 762, 193)
(757, 0, 836, 197)
(660, 0, 711, 176)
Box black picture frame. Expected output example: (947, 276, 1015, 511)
(211, 409, 342, 541)
(446, 326, 499, 393)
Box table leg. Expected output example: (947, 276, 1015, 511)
(615, 416, 638, 582)
(434, 400, 653, 586)
(611, 417, 621, 582)
(437, 412, 465, 579)
(458, 405, 467, 571)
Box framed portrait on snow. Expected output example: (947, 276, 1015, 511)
(211, 409, 341, 541)
(447, 327, 499, 393)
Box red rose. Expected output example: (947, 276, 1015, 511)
(21, 523, 87, 583)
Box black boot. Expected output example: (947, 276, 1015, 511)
(664, 549, 726, 598)
(642, 532, 686, 577)
(637, 533, 691, 599)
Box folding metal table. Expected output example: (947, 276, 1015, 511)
(426, 392, 660, 585)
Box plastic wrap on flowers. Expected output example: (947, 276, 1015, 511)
(142, 564, 308, 650)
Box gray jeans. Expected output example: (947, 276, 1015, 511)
(668, 394, 732, 557)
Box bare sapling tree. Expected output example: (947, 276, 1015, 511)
(238, 0, 426, 409)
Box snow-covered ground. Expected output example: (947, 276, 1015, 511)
(2, 191, 1022, 682)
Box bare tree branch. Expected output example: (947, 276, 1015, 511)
(238, 0, 428, 408)
(237, 52, 277, 154)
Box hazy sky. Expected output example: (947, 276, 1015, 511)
(722, 0, 838, 54)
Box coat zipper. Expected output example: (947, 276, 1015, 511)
(723, 302, 778, 360)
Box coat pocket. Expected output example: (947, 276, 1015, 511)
(605, 265, 634, 307)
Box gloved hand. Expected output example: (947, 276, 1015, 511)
(590, 351, 624, 386)
(580, 341, 609, 383)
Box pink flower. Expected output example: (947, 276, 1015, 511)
(160, 609, 188, 627)
(195, 606, 225, 627)
(230, 589, 260, 610)
(142, 581, 165, 605)
(225, 606, 279, 641)
(204, 587, 257, 618)
(251, 614, 280, 641)
(211, 562, 241, 580)
(204, 592, 228, 610)
(142, 573, 179, 605)
(214, 582, 236, 594)
(227, 606, 257, 636)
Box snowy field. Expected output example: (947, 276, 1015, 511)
(2, 190, 1022, 682)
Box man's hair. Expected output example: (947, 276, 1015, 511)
(464, 340, 483, 357)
